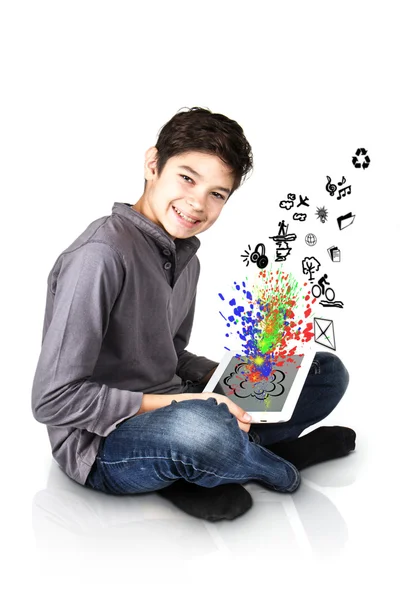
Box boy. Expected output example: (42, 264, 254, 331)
(31, 107, 355, 522)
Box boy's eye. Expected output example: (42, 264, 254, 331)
(180, 174, 225, 201)
(180, 174, 193, 183)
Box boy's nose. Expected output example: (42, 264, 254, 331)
(185, 196, 207, 215)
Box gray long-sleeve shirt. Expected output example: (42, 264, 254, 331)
(31, 202, 219, 485)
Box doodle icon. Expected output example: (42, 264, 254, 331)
(337, 212, 355, 230)
(314, 317, 336, 351)
(305, 233, 317, 246)
(302, 256, 321, 282)
(312, 274, 344, 308)
(337, 186, 352, 199)
(327, 246, 341, 261)
(297, 195, 310, 208)
(269, 221, 297, 262)
(280, 199, 294, 210)
(241, 243, 269, 269)
(250, 243, 269, 269)
(316, 206, 328, 223)
(326, 176, 337, 196)
(352, 148, 370, 169)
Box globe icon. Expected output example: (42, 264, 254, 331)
(305, 233, 317, 246)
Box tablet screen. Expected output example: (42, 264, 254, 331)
(208, 354, 306, 413)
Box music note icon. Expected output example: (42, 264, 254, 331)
(326, 175, 337, 196)
(337, 185, 352, 199)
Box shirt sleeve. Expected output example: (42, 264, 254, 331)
(31, 241, 143, 437)
(173, 292, 219, 383)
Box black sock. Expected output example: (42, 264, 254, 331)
(265, 426, 356, 470)
(157, 479, 253, 522)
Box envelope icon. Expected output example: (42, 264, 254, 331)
(314, 318, 336, 351)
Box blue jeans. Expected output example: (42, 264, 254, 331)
(84, 352, 349, 495)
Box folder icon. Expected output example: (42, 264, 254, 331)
(337, 212, 355, 230)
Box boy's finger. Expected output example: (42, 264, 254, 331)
(241, 411, 252, 422)
(237, 419, 250, 433)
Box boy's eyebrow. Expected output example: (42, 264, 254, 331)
(177, 165, 232, 195)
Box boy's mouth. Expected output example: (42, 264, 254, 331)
(171, 205, 202, 226)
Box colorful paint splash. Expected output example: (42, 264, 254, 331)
(218, 265, 316, 383)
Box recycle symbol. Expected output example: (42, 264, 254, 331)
(352, 148, 370, 169)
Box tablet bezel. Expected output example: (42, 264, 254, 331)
(203, 348, 316, 423)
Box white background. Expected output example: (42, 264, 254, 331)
(1, 0, 399, 596)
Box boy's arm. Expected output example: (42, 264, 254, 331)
(197, 366, 218, 385)
(31, 242, 143, 437)
(173, 292, 219, 385)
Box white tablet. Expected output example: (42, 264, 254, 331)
(202, 348, 316, 423)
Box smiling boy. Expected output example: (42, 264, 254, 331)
(32, 107, 355, 522)
(135, 150, 233, 235)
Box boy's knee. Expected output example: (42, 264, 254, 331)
(314, 351, 350, 392)
(168, 398, 233, 457)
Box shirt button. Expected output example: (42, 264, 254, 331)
(164, 261, 172, 270)
(163, 249, 171, 256)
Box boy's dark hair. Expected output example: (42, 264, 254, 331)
(145, 106, 253, 199)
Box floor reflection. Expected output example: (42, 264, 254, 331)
(32, 457, 356, 560)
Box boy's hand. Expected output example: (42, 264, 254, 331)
(201, 392, 252, 433)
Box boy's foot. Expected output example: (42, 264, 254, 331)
(264, 426, 356, 470)
(157, 479, 252, 522)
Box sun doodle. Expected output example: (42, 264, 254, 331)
(315, 206, 328, 223)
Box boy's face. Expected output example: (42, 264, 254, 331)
(133, 147, 235, 240)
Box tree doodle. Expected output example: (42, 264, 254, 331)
(302, 256, 321, 281)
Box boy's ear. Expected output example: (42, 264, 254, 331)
(144, 146, 159, 181)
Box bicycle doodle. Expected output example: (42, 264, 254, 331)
(311, 274, 344, 308)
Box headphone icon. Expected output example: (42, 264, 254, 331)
(250, 243, 269, 269)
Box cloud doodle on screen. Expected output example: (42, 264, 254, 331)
(223, 362, 286, 401)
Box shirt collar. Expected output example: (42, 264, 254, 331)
(112, 202, 201, 256)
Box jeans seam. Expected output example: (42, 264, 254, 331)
(99, 455, 255, 482)
(99, 454, 300, 491)
(98, 455, 242, 479)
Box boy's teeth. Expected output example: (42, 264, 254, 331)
(173, 206, 197, 223)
